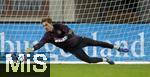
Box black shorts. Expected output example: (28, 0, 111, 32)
(63, 37, 91, 53)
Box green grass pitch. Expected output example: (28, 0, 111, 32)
(50, 64, 150, 77)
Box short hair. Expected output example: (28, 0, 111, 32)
(41, 17, 52, 23)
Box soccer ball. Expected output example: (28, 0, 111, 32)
(17, 56, 24, 63)
(11, 53, 25, 63)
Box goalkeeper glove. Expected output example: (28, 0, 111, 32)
(26, 48, 34, 54)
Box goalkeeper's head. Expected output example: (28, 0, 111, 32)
(41, 17, 53, 32)
(42, 17, 52, 24)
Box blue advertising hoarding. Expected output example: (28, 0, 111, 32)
(0, 23, 150, 63)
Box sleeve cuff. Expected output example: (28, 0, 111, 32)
(31, 48, 34, 51)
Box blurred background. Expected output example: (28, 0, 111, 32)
(0, 0, 150, 23)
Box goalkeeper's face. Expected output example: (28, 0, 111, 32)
(42, 21, 53, 32)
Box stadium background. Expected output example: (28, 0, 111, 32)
(0, 0, 150, 77)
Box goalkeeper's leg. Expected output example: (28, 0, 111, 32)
(81, 37, 129, 52)
(70, 49, 114, 64)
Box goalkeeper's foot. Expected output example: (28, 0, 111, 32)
(105, 57, 115, 65)
(118, 48, 129, 52)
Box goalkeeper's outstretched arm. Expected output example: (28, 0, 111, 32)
(26, 34, 47, 53)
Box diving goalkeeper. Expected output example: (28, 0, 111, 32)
(26, 17, 129, 64)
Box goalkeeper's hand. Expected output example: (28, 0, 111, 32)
(26, 48, 34, 54)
